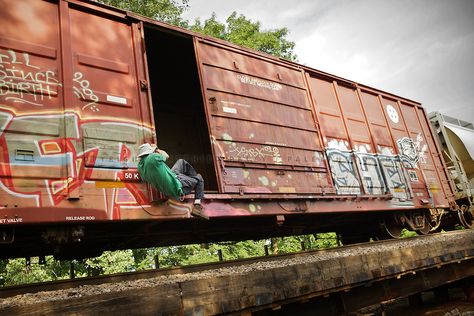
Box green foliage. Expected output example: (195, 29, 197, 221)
(0, 257, 83, 286)
(191, 12, 296, 61)
(85, 250, 135, 274)
(400, 228, 417, 238)
(97, 0, 189, 27)
(97, 1, 297, 60)
(1, 258, 49, 286)
(0, 233, 338, 286)
(270, 233, 338, 254)
(151, 240, 266, 267)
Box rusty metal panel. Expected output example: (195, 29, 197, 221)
(359, 91, 394, 149)
(195, 39, 331, 194)
(308, 76, 365, 195)
(0, 0, 66, 187)
(307, 73, 451, 205)
(379, 96, 449, 206)
(65, 4, 150, 179)
(308, 77, 348, 143)
(0, 0, 152, 222)
(335, 85, 372, 145)
(197, 42, 305, 89)
(68, 7, 140, 115)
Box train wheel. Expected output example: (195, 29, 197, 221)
(380, 214, 403, 239)
(458, 205, 474, 229)
(415, 215, 432, 235)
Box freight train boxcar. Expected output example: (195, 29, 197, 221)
(0, 0, 468, 259)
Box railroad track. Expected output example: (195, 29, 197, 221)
(1, 230, 473, 301)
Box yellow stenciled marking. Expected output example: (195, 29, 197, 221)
(95, 181, 126, 188)
(393, 188, 405, 192)
(279, 187, 296, 193)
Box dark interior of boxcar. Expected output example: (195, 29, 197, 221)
(144, 26, 218, 191)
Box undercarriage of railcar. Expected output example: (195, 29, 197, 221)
(1, 204, 469, 260)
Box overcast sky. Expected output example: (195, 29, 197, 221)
(183, 0, 474, 124)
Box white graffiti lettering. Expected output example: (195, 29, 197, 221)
(358, 155, 384, 195)
(327, 149, 361, 195)
(236, 74, 282, 91)
(380, 157, 409, 200)
(228, 145, 283, 164)
(397, 133, 428, 167)
(73, 72, 99, 112)
(0, 50, 61, 106)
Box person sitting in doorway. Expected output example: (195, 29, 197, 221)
(137, 143, 207, 220)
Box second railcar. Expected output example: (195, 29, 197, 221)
(0, 0, 464, 259)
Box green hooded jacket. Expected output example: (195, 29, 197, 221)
(138, 153, 183, 200)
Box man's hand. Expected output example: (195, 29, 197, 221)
(155, 148, 169, 160)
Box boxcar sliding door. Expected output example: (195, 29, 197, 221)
(194, 39, 334, 195)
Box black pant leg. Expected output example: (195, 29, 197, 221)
(173, 159, 204, 199)
(172, 159, 198, 177)
(176, 174, 198, 195)
(194, 174, 204, 199)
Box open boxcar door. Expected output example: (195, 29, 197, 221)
(194, 38, 334, 195)
(55, 1, 154, 216)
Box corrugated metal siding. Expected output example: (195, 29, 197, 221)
(196, 40, 333, 194)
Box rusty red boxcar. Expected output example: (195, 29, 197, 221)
(0, 0, 470, 258)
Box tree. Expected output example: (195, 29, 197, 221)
(98, 1, 297, 60)
(191, 12, 297, 61)
(97, 0, 189, 27)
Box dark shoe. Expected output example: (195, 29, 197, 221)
(191, 204, 209, 220)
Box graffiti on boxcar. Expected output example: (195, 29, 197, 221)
(396, 133, 428, 167)
(0, 50, 61, 106)
(379, 157, 409, 200)
(73, 72, 99, 112)
(326, 149, 361, 195)
(357, 154, 385, 195)
(236, 74, 282, 91)
(326, 138, 350, 151)
(228, 145, 283, 164)
(414, 133, 428, 164)
(397, 137, 419, 165)
(0, 111, 149, 219)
